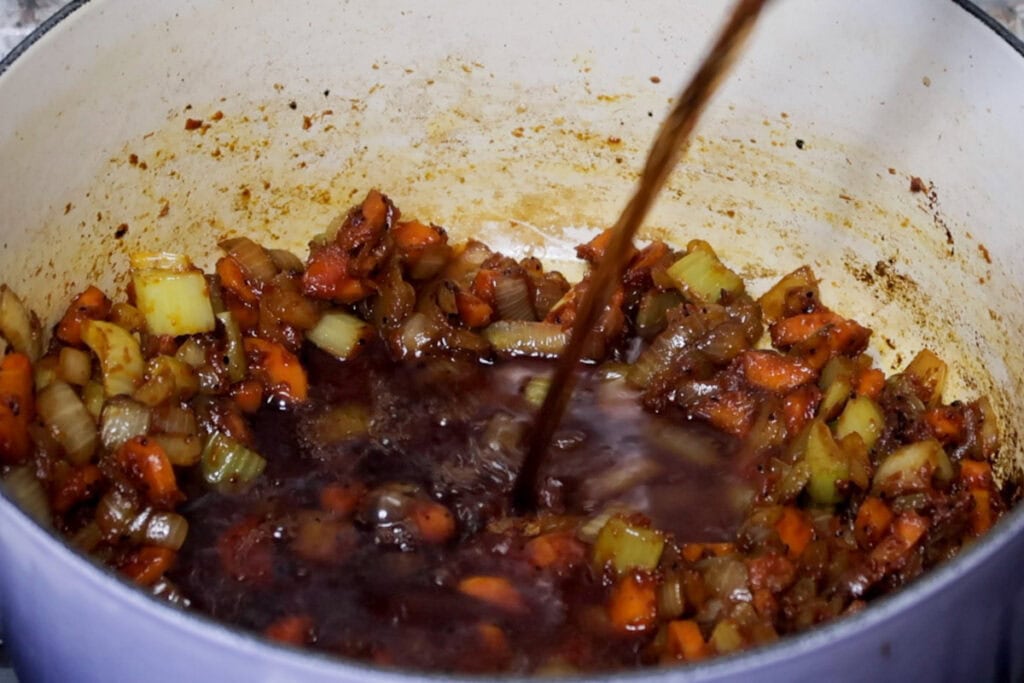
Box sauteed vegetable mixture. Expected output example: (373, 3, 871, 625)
(0, 191, 1012, 673)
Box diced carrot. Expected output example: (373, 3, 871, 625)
(218, 516, 274, 584)
(970, 488, 993, 535)
(665, 620, 709, 661)
(243, 337, 308, 404)
(0, 353, 34, 465)
(923, 406, 965, 443)
(230, 379, 265, 413)
(774, 507, 813, 559)
(216, 256, 260, 304)
(782, 384, 821, 437)
(771, 311, 870, 355)
(741, 350, 816, 393)
(853, 367, 886, 400)
(393, 220, 443, 254)
(681, 544, 705, 563)
(457, 576, 526, 613)
(413, 500, 457, 544)
(608, 574, 658, 634)
(455, 290, 494, 328)
(625, 241, 669, 282)
(707, 542, 736, 557)
(225, 293, 259, 332)
(771, 311, 843, 347)
(892, 511, 928, 548)
(960, 459, 992, 489)
(51, 463, 104, 514)
(752, 588, 778, 620)
(264, 615, 313, 646)
(319, 482, 366, 518)
(696, 389, 756, 437)
(120, 546, 175, 586)
(525, 531, 586, 571)
(115, 436, 181, 507)
(471, 268, 499, 306)
(576, 228, 636, 265)
(476, 623, 510, 659)
(302, 244, 372, 303)
(56, 285, 111, 346)
(359, 189, 389, 230)
(854, 496, 893, 547)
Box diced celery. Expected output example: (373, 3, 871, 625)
(757, 266, 818, 323)
(817, 356, 854, 421)
(592, 515, 665, 576)
(522, 375, 551, 408)
(834, 396, 886, 451)
(903, 349, 947, 407)
(201, 431, 266, 494)
(216, 311, 248, 382)
(666, 247, 744, 304)
(81, 320, 145, 397)
(483, 321, 567, 358)
(710, 619, 744, 654)
(802, 419, 848, 505)
(307, 403, 370, 443)
(635, 290, 684, 339)
(307, 310, 372, 360)
(131, 252, 216, 336)
(872, 439, 953, 496)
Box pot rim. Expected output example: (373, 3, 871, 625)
(1, 1, 1022, 680)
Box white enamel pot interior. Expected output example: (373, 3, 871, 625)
(1, 1, 1023, 681)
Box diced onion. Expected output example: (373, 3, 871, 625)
(307, 310, 372, 360)
(268, 248, 305, 274)
(34, 356, 58, 392)
(201, 431, 266, 494)
(82, 381, 105, 420)
(37, 380, 97, 465)
(151, 403, 198, 436)
(872, 439, 953, 496)
(493, 275, 536, 321)
(151, 433, 203, 466)
(834, 396, 885, 451)
(0, 285, 41, 361)
(59, 346, 93, 386)
(96, 487, 139, 537)
(220, 237, 279, 283)
(81, 319, 145, 397)
(134, 355, 200, 407)
(70, 521, 103, 552)
(100, 397, 152, 450)
(136, 510, 189, 550)
(174, 338, 207, 368)
(2, 466, 51, 527)
(484, 321, 567, 358)
(903, 349, 947, 408)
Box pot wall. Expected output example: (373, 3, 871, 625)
(1, 1, 1024, 681)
